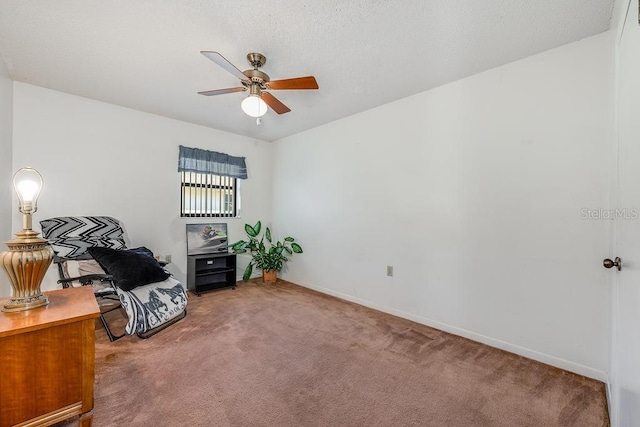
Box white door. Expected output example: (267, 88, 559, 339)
(611, 1, 640, 425)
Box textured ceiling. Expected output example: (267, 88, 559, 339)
(0, 1, 614, 142)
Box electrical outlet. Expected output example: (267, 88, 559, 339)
(387, 265, 393, 277)
(165, 254, 172, 264)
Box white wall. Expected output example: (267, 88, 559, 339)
(5, 29, 613, 383)
(0, 55, 13, 296)
(11, 83, 272, 292)
(272, 32, 613, 380)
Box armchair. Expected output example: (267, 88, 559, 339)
(40, 216, 187, 341)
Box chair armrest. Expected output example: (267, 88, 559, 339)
(58, 274, 114, 286)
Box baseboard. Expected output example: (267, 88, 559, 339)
(236, 271, 262, 282)
(301, 282, 608, 382)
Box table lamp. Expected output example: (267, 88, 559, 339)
(1, 167, 53, 312)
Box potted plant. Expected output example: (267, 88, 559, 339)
(231, 221, 303, 284)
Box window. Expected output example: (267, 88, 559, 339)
(178, 145, 247, 218)
(180, 171, 237, 217)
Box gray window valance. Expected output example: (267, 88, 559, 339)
(178, 145, 248, 179)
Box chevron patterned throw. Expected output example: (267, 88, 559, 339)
(40, 216, 126, 260)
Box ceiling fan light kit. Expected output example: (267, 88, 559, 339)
(199, 51, 318, 119)
(241, 95, 267, 118)
(241, 86, 267, 118)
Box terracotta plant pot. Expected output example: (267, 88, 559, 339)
(262, 269, 277, 284)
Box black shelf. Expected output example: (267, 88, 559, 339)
(197, 268, 235, 276)
(187, 253, 236, 296)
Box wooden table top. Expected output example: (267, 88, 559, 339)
(0, 286, 100, 338)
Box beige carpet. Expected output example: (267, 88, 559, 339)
(71, 280, 609, 426)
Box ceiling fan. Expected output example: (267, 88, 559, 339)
(198, 51, 318, 119)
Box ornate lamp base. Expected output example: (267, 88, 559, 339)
(1, 229, 53, 312)
(3, 294, 49, 312)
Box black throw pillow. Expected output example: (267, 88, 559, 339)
(127, 246, 155, 259)
(87, 246, 169, 291)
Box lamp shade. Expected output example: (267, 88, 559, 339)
(12, 167, 43, 214)
(241, 95, 267, 118)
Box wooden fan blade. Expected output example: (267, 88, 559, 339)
(198, 87, 247, 96)
(262, 92, 291, 114)
(267, 76, 318, 90)
(201, 51, 249, 82)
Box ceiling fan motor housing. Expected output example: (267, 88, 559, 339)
(242, 53, 270, 89)
(242, 69, 270, 89)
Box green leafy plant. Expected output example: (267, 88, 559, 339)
(231, 221, 303, 281)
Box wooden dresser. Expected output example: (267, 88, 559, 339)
(0, 286, 100, 427)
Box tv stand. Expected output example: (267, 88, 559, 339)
(187, 253, 237, 296)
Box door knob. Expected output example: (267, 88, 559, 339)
(603, 257, 622, 271)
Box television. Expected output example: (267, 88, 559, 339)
(186, 223, 228, 255)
